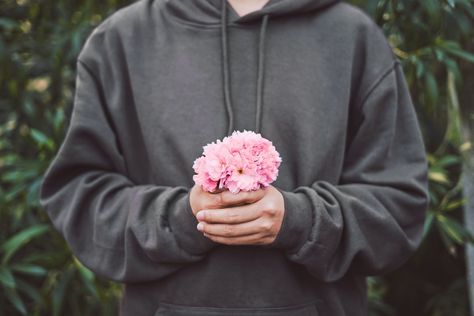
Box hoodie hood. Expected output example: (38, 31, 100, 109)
(164, 0, 340, 135)
(165, 0, 340, 26)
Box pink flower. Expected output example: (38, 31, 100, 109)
(193, 130, 282, 193)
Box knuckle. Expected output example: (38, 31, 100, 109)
(228, 212, 240, 222)
(216, 193, 227, 207)
(263, 237, 274, 245)
(244, 191, 254, 202)
(224, 225, 233, 237)
(259, 221, 273, 232)
(262, 207, 277, 217)
(201, 201, 213, 210)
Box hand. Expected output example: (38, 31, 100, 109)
(195, 185, 285, 246)
(189, 183, 266, 216)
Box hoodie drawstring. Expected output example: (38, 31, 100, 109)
(221, 0, 269, 136)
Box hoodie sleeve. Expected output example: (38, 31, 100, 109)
(265, 60, 429, 282)
(39, 57, 217, 283)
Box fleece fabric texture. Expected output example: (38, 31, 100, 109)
(39, 0, 430, 315)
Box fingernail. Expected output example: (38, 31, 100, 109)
(196, 211, 205, 220)
(197, 222, 204, 231)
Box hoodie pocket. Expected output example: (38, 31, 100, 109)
(154, 301, 319, 316)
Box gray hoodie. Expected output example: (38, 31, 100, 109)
(39, 0, 429, 315)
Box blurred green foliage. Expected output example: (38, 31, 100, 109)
(0, 0, 473, 315)
(1, 1, 129, 314)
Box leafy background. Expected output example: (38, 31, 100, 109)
(1, 0, 473, 315)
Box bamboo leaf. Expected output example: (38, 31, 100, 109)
(424, 71, 439, 107)
(445, 58, 462, 85)
(437, 220, 458, 256)
(1, 169, 37, 182)
(4, 183, 27, 202)
(16, 278, 44, 305)
(1, 225, 49, 264)
(73, 257, 99, 298)
(11, 264, 47, 277)
(30, 128, 55, 150)
(442, 44, 474, 63)
(0, 266, 16, 288)
(53, 108, 65, 132)
(52, 267, 75, 316)
(428, 171, 450, 184)
(445, 199, 466, 211)
(0, 18, 19, 31)
(423, 211, 435, 236)
(437, 215, 473, 244)
(3, 285, 27, 315)
(436, 155, 460, 167)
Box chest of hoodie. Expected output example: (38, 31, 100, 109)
(110, 9, 353, 191)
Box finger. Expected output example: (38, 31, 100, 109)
(199, 218, 271, 237)
(196, 203, 261, 224)
(208, 187, 225, 194)
(202, 188, 267, 209)
(220, 187, 267, 206)
(203, 232, 269, 245)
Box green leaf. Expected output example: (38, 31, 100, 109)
(4, 183, 27, 202)
(441, 43, 474, 63)
(74, 257, 99, 298)
(26, 177, 42, 207)
(444, 58, 462, 85)
(434, 48, 446, 62)
(424, 71, 439, 107)
(16, 279, 44, 305)
(445, 199, 466, 211)
(1, 169, 38, 182)
(428, 171, 450, 184)
(0, 266, 16, 288)
(0, 18, 18, 31)
(415, 59, 425, 79)
(11, 264, 47, 277)
(52, 267, 75, 316)
(436, 155, 460, 167)
(30, 128, 49, 144)
(423, 211, 435, 236)
(30, 128, 55, 150)
(53, 108, 65, 132)
(453, 11, 473, 35)
(1, 225, 49, 264)
(437, 221, 457, 256)
(437, 215, 474, 245)
(3, 286, 27, 315)
(0, 154, 20, 166)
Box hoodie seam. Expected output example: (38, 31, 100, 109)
(165, 13, 259, 30)
(357, 59, 399, 113)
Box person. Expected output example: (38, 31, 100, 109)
(39, 0, 429, 315)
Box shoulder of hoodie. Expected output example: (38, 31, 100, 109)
(320, 2, 400, 101)
(323, 2, 398, 64)
(77, 0, 150, 67)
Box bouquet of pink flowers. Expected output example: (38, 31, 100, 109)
(193, 130, 282, 194)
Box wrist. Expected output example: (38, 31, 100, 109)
(262, 187, 313, 254)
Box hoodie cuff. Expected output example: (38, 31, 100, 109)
(168, 192, 217, 256)
(263, 188, 313, 254)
